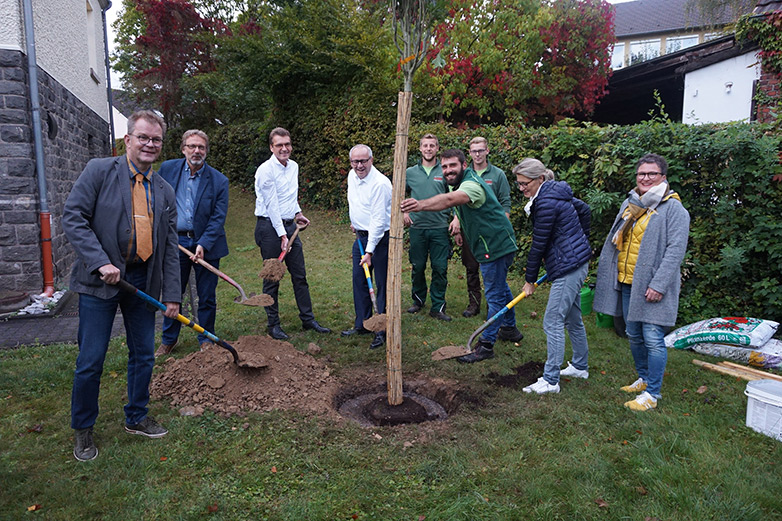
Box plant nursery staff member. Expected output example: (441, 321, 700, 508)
(156, 129, 229, 357)
(254, 127, 331, 340)
(63, 110, 181, 461)
(403, 133, 452, 321)
(513, 158, 592, 395)
(451, 137, 513, 320)
(593, 153, 690, 411)
(401, 149, 522, 364)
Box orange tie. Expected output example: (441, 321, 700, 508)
(133, 173, 153, 261)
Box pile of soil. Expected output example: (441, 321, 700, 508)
(151, 335, 339, 417)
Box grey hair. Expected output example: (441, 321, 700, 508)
(512, 158, 555, 181)
(127, 110, 166, 136)
(349, 144, 373, 159)
(181, 129, 209, 151)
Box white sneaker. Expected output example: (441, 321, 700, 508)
(523, 377, 560, 394)
(560, 361, 589, 379)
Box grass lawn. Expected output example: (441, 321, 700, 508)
(1, 185, 780, 520)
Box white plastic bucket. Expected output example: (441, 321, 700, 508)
(744, 379, 782, 442)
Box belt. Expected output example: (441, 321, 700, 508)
(178, 230, 196, 239)
(259, 216, 295, 226)
(356, 230, 389, 238)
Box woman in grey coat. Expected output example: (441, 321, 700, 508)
(593, 154, 690, 411)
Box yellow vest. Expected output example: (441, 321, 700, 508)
(617, 193, 680, 284)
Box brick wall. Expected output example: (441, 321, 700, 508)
(756, 62, 780, 124)
(0, 48, 110, 293)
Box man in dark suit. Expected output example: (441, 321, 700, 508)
(63, 110, 181, 461)
(155, 130, 229, 356)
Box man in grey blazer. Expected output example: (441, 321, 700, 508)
(62, 110, 181, 461)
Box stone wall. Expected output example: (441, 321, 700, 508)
(756, 63, 780, 124)
(0, 48, 110, 293)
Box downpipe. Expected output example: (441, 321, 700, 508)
(21, 0, 54, 297)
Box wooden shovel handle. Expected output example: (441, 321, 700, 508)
(277, 226, 302, 262)
(178, 244, 246, 299)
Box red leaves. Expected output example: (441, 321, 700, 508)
(594, 497, 609, 508)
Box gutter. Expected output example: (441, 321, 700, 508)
(21, 0, 54, 297)
(101, 1, 117, 155)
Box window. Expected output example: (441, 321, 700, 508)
(629, 39, 661, 65)
(611, 43, 625, 69)
(666, 34, 699, 53)
(86, 0, 100, 84)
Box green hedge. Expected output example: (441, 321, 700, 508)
(204, 118, 782, 326)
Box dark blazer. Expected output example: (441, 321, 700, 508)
(158, 159, 229, 260)
(525, 180, 591, 283)
(62, 155, 181, 302)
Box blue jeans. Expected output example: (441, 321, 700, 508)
(71, 265, 156, 429)
(621, 283, 667, 398)
(543, 262, 589, 385)
(162, 236, 219, 346)
(479, 252, 516, 344)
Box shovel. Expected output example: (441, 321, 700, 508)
(259, 225, 302, 282)
(116, 279, 267, 369)
(432, 273, 548, 361)
(177, 245, 272, 307)
(356, 236, 386, 332)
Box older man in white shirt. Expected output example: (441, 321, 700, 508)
(254, 127, 330, 340)
(342, 144, 392, 350)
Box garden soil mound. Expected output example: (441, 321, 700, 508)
(151, 335, 339, 417)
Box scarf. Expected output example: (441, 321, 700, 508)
(611, 181, 670, 251)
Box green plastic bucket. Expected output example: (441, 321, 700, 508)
(596, 312, 614, 328)
(580, 286, 594, 316)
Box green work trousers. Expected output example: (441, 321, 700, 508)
(409, 227, 450, 313)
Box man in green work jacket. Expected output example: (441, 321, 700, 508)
(403, 133, 452, 321)
(401, 149, 523, 364)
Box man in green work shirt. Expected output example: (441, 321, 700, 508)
(451, 137, 514, 329)
(401, 149, 524, 363)
(404, 133, 451, 321)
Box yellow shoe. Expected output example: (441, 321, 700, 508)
(620, 378, 647, 393)
(624, 392, 657, 411)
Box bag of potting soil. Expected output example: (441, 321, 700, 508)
(664, 317, 778, 350)
(690, 338, 782, 369)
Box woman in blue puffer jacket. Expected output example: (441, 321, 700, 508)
(513, 158, 592, 395)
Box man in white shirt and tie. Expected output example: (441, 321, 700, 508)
(254, 127, 330, 340)
(342, 144, 392, 350)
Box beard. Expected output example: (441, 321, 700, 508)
(445, 168, 464, 187)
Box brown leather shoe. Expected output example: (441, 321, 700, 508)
(155, 342, 176, 358)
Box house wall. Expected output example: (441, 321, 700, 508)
(0, 48, 111, 292)
(0, 0, 110, 121)
(682, 50, 761, 124)
(756, 64, 780, 124)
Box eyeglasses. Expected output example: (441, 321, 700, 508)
(184, 144, 206, 151)
(272, 142, 292, 150)
(516, 179, 537, 189)
(350, 158, 371, 166)
(636, 171, 663, 179)
(131, 134, 163, 147)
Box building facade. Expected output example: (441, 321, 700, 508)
(0, 0, 112, 293)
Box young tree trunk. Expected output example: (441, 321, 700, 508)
(386, 91, 413, 406)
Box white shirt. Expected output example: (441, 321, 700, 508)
(347, 165, 392, 254)
(254, 155, 302, 237)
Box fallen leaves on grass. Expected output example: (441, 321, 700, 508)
(271, 466, 277, 473)
(594, 497, 609, 508)
(636, 486, 648, 495)
(160, 456, 167, 461)
(207, 503, 218, 513)
(27, 424, 43, 433)
(27, 504, 42, 511)
(696, 385, 708, 394)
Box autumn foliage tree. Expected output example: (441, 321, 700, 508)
(113, 0, 228, 128)
(427, 0, 615, 125)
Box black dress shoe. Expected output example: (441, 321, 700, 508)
(406, 303, 422, 314)
(302, 320, 331, 333)
(341, 327, 372, 337)
(267, 324, 289, 340)
(429, 310, 452, 322)
(457, 341, 495, 363)
(369, 332, 386, 349)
